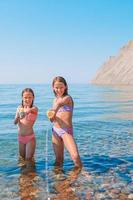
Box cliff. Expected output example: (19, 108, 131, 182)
(91, 40, 133, 85)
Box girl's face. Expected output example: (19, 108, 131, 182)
(53, 81, 66, 97)
(22, 91, 34, 107)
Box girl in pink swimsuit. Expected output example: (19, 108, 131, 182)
(47, 76, 82, 171)
(14, 88, 38, 172)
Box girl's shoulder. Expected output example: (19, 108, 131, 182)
(32, 106, 38, 112)
(53, 95, 73, 107)
(61, 95, 74, 107)
(32, 105, 38, 109)
(63, 95, 73, 103)
(54, 95, 72, 102)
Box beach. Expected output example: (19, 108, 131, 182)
(0, 84, 133, 199)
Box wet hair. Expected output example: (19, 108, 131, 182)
(52, 76, 68, 96)
(21, 88, 34, 108)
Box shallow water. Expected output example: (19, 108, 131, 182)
(0, 84, 133, 200)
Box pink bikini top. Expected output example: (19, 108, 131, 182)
(57, 105, 73, 113)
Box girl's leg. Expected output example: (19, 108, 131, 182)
(62, 134, 82, 168)
(22, 139, 36, 173)
(18, 143, 26, 167)
(25, 138, 36, 161)
(52, 133, 64, 167)
(19, 142, 26, 159)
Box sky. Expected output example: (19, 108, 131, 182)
(0, 0, 133, 84)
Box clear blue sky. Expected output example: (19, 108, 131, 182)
(0, 0, 133, 84)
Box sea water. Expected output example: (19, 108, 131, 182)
(0, 84, 133, 200)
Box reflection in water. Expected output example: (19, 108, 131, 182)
(52, 166, 82, 200)
(19, 162, 40, 200)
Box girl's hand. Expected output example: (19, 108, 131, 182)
(18, 108, 25, 119)
(46, 109, 55, 121)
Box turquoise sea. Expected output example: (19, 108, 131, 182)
(0, 84, 133, 200)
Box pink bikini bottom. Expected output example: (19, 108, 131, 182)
(18, 134, 35, 144)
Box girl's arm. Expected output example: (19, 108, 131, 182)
(25, 106, 38, 115)
(14, 108, 20, 125)
(53, 95, 72, 112)
(47, 96, 73, 122)
(14, 116, 20, 125)
(46, 99, 57, 122)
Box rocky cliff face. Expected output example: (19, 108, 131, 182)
(91, 40, 133, 85)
